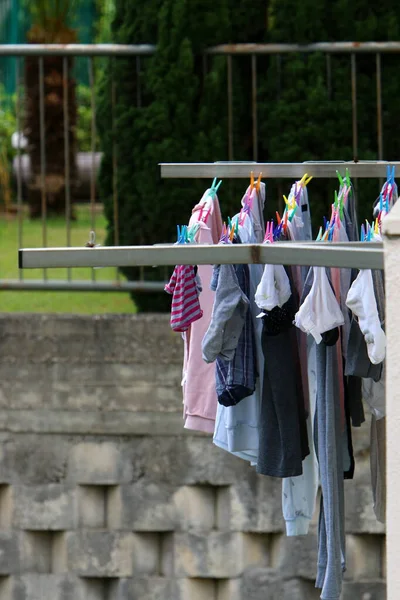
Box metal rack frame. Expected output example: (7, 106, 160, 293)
(18, 161, 389, 271)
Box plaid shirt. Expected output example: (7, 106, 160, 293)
(212, 258, 258, 407)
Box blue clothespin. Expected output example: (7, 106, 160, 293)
(208, 177, 223, 199)
(361, 224, 365, 242)
(323, 216, 327, 230)
(379, 193, 383, 213)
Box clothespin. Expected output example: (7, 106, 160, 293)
(289, 204, 298, 222)
(256, 172, 262, 192)
(220, 222, 229, 243)
(316, 226, 323, 242)
(334, 190, 339, 210)
(208, 178, 222, 200)
(299, 173, 308, 187)
(274, 222, 283, 240)
(187, 222, 200, 243)
(250, 171, 255, 190)
(374, 218, 379, 235)
(283, 210, 288, 233)
(361, 224, 365, 242)
(336, 170, 344, 186)
(304, 175, 313, 186)
(229, 220, 236, 242)
(276, 211, 282, 225)
(202, 207, 211, 224)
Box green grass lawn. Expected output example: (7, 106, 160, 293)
(0, 204, 137, 314)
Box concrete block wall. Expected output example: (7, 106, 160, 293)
(0, 314, 386, 599)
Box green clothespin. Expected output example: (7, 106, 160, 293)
(288, 204, 298, 222)
(336, 170, 344, 186)
(316, 226, 323, 242)
(334, 190, 339, 209)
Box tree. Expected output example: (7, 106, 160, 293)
(98, 0, 269, 311)
(24, 0, 79, 218)
(259, 0, 400, 227)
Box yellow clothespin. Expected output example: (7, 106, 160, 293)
(250, 171, 255, 190)
(256, 172, 262, 192)
(299, 173, 308, 187)
(374, 218, 379, 235)
(304, 175, 313, 186)
(229, 221, 236, 242)
(283, 195, 289, 206)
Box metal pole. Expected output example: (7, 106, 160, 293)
(227, 54, 234, 161)
(376, 53, 383, 161)
(326, 53, 332, 100)
(18, 241, 384, 271)
(251, 54, 258, 162)
(351, 53, 358, 162)
(63, 56, 72, 282)
(15, 57, 23, 281)
(159, 162, 400, 180)
(111, 58, 120, 283)
(89, 56, 97, 283)
(39, 56, 47, 281)
(0, 44, 157, 57)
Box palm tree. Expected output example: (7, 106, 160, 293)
(24, 0, 79, 218)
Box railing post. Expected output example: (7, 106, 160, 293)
(383, 200, 400, 599)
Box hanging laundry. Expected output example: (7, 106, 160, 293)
(165, 264, 203, 332)
(181, 184, 223, 434)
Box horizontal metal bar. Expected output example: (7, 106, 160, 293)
(0, 280, 166, 292)
(19, 242, 384, 271)
(160, 161, 400, 179)
(0, 44, 156, 57)
(2, 42, 400, 59)
(206, 42, 400, 55)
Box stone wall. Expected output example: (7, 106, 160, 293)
(0, 314, 386, 599)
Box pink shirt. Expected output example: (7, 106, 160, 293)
(182, 190, 223, 433)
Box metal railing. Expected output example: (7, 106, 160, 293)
(1, 42, 399, 292)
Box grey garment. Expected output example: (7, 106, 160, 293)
(301, 268, 346, 599)
(372, 268, 385, 326)
(370, 415, 386, 523)
(314, 342, 346, 600)
(202, 263, 249, 363)
(345, 319, 382, 382)
(345, 375, 365, 428)
(256, 303, 309, 478)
